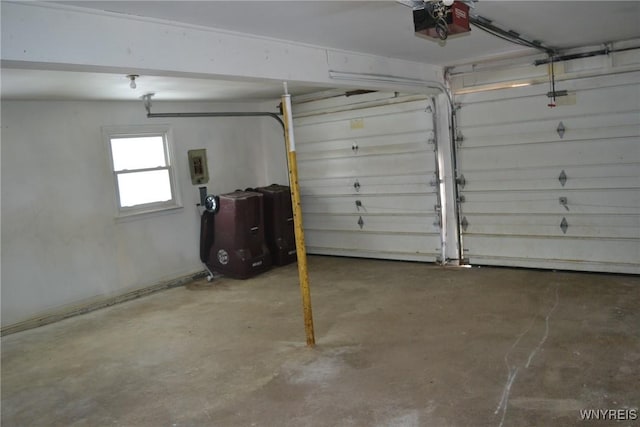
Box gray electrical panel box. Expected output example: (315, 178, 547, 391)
(188, 149, 209, 185)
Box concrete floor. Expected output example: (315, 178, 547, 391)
(2, 256, 639, 427)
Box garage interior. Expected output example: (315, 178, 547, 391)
(1, 1, 639, 426)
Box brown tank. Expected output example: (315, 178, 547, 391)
(205, 190, 272, 279)
(254, 184, 297, 266)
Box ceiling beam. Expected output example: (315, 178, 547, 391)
(1, 2, 443, 90)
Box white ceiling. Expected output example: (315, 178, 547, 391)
(0, 69, 326, 102)
(56, 1, 640, 63)
(2, 1, 639, 102)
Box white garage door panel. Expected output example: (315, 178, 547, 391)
(301, 194, 435, 215)
(462, 214, 639, 239)
(464, 236, 639, 267)
(457, 71, 640, 104)
(305, 230, 439, 261)
(462, 164, 639, 191)
(462, 111, 639, 138)
(295, 109, 432, 143)
(294, 93, 424, 116)
(462, 189, 637, 215)
(298, 142, 430, 162)
(300, 174, 435, 196)
(458, 255, 637, 273)
(456, 71, 640, 274)
(298, 151, 435, 180)
(306, 247, 435, 262)
(294, 93, 440, 262)
(460, 113, 639, 148)
(458, 84, 639, 127)
(296, 131, 431, 155)
(460, 137, 638, 171)
(304, 213, 438, 234)
(295, 98, 432, 127)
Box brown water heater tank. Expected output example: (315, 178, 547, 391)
(206, 190, 272, 279)
(254, 184, 297, 266)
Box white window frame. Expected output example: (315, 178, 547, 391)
(103, 124, 182, 218)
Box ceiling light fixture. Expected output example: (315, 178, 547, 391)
(127, 74, 139, 89)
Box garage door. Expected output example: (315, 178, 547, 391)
(293, 92, 442, 262)
(455, 71, 640, 274)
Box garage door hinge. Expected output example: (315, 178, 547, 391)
(457, 195, 466, 203)
(558, 170, 567, 187)
(353, 179, 361, 192)
(461, 216, 469, 231)
(455, 131, 464, 143)
(557, 121, 566, 139)
(456, 174, 466, 189)
(434, 205, 442, 213)
(560, 217, 569, 234)
(357, 216, 364, 229)
(429, 178, 440, 187)
(559, 197, 569, 211)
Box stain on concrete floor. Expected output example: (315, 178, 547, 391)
(2, 256, 639, 426)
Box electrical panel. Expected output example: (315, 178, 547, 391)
(188, 149, 209, 185)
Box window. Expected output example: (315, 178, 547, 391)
(104, 125, 181, 216)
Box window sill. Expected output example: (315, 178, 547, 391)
(115, 204, 184, 223)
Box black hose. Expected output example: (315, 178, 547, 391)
(469, 16, 556, 55)
(199, 211, 215, 264)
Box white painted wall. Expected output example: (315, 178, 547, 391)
(258, 100, 290, 187)
(1, 100, 285, 326)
